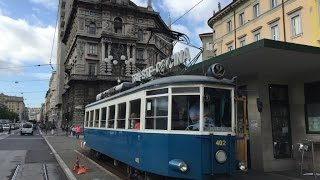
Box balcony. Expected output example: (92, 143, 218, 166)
(66, 74, 132, 84)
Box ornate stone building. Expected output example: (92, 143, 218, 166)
(59, 0, 172, 125)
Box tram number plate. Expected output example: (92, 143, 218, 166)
(216, 140, 227, 146)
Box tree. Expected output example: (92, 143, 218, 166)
(0, 106, 19, 120)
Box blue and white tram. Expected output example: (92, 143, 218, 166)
(84, 74, 242, 180)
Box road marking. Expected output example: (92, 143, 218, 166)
(43, 136, 77, 180)
(7, 138, 43, 140)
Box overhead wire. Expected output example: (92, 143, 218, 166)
(49, 0, 60, 71)
(0, 64, 56, 70)
(171, 0, 204, 25)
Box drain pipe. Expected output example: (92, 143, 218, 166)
(282, 0, 287, 42)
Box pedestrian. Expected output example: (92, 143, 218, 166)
(75, 125, 81, 139)
(51, 124, 56, 135)
(8, 125, 11, 134)
(65, 125, 69, 137)
(45, 124, 48, 135)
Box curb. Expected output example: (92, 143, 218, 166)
(74, 150, 121, 180)
(43, 136, 77, 180)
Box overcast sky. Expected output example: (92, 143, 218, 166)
(0, 0, 231, 107)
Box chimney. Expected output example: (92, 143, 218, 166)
(147, 0, 153, 11)
(218, 2, 221, 11)
(168, 13, 172, 30)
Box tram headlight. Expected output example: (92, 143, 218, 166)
(215, 150, 227, 163)
(238, 162, 247, 171)
(169, 159, 188, 172)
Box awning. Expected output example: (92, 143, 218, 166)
(186, 39, 320, 78)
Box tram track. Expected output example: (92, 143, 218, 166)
(10, 163, 50, 180)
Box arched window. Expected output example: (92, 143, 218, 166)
(138, 29, 143, 41)
(114, 17, 122, 34)
(88, 22, 96, 35)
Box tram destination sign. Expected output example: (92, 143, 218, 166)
(132, 48, 191, 82)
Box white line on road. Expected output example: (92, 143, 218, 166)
(43, 136, 77, 180)
(7, 138, 43, 140)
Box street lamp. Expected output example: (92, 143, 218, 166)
(105, 55, 126, 84)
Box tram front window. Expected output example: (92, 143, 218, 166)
(203, 87, 232, 132)
(172, 95, 199, 131)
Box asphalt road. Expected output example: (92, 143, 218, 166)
(0, 129, 67, 180)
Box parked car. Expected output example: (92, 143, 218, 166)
(3, 124, 10, 131)
(0, 124, 3, 132)
(20, 123, 33, 135)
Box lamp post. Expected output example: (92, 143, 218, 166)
(105, 54, 136, 84)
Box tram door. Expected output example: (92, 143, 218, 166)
(236, 96, 250, 168)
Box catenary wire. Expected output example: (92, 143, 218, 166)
(171, 0, 204, 25)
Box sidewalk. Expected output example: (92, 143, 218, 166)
(41, 129, 317, 180)
(42, 129, 121, 180)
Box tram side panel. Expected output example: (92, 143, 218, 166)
(84, 129, 236, 179)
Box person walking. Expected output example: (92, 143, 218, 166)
(75, 125, 81, 139)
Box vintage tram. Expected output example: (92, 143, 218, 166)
(84, 65, 244, 179)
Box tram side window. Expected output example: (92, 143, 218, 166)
(117, 103, 126, 129)
(108, 105, 115, 128)
(172, 95, 199, 130)
(85, 112, 89, 127)
(129, 99, 141, 129)
(101, 107, 107, 128)
(94, 109, 100, 127)
(89, 110, 94, 127)
(145, 96, 168, 130)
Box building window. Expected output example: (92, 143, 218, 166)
(114, 17, 123, 34)
(291, 15, 302, 36)
(88, 44, 97, 55)
(137, 49, 143, 60)
(227, 20, 232, 32)
(253, 3, 260, 18)
(89, 11, 96, 16)
(227, 45, 233, 52)
(305, 82, 320, 134)
(87, 22, 96, 35)
(88, 63, 96, 75)
(271, 24, 280, 40)
(206, 42, 213, 51)
(269, 85, 292, 158)
(254, 33, 261, 42)
(138, 29, 143, 41)
(239, 39, 246, 47)
(239, 12, 245, 26)
(270, 0, 277, 9)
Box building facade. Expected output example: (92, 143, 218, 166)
(198, 0, 320, 173)
(58, 0, 172, 126)
(44, 71, 58, 125)
(0, 93, 25, 121)
(199, 32, 215, 60)
(207, 0, 320, 57)
(28, 108, 41, 122)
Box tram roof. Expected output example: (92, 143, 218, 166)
(86, 75, 235, 108)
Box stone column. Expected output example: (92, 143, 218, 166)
(133, 45, 136, 61)
(100, 42, 106, 74)
(107, 42, 111, 56)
